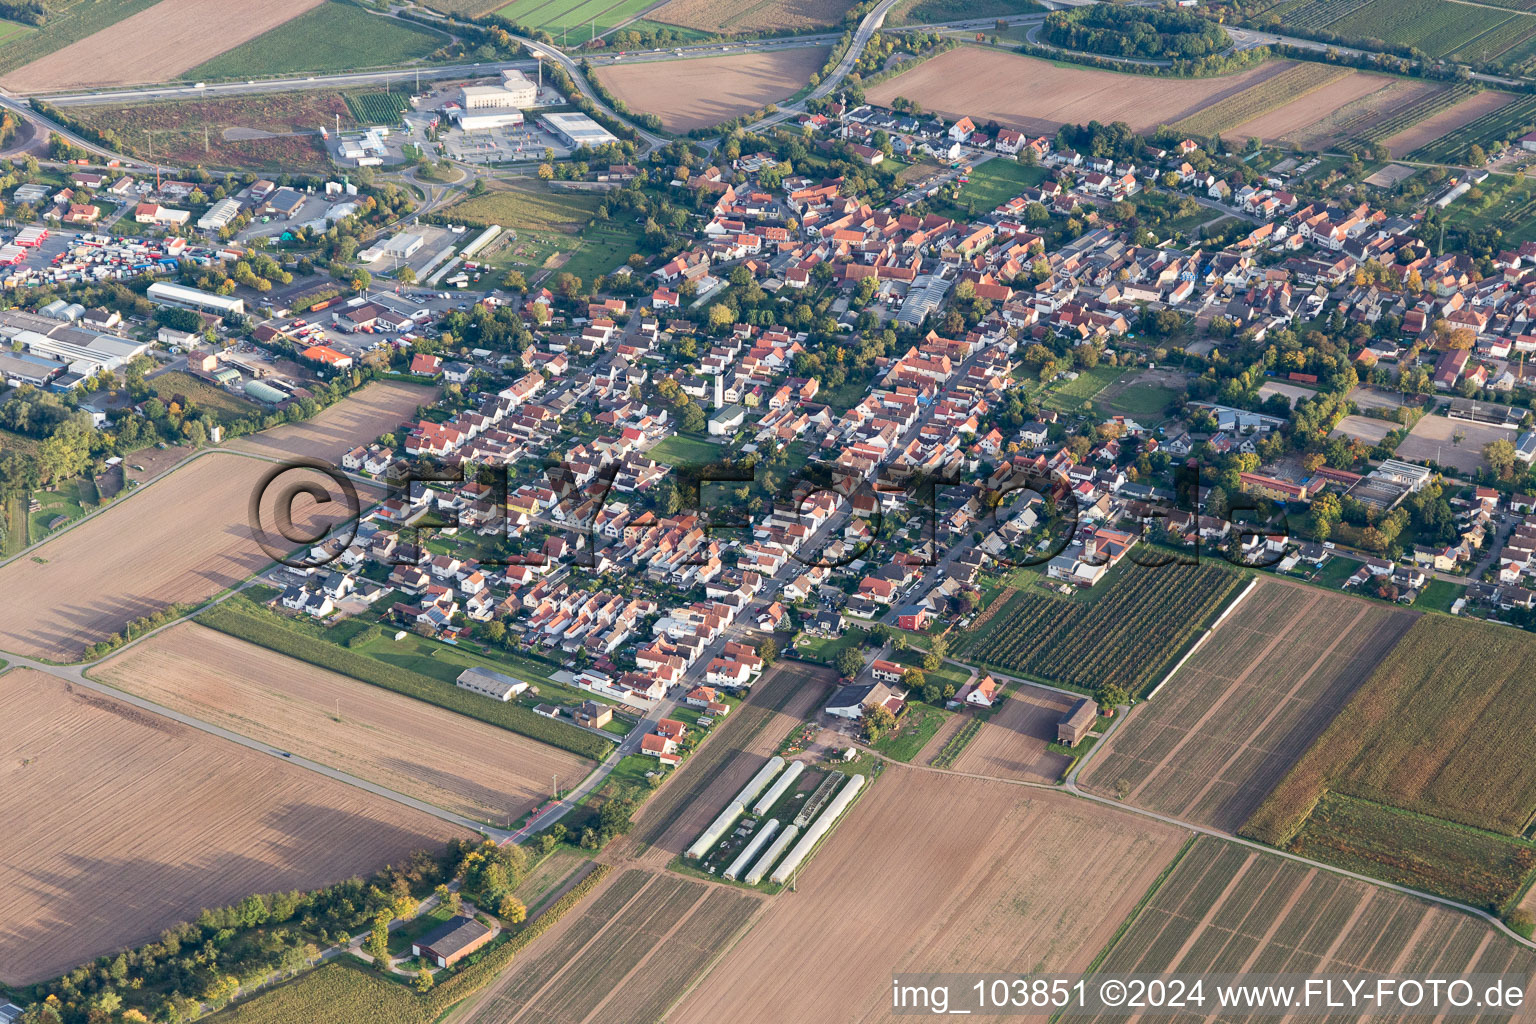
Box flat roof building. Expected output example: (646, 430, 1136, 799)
(453, 109, 524, 132)
(147, 281, 244, 316)
(198, 197, 242, 231)
(542, 111, 618, 150)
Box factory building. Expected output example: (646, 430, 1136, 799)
(147, 281, 245, 317)
(451, 109, 524, 131)
(198, 197, 243, 231)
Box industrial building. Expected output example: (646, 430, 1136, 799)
(0, 350, 64, 387)
(198, 197, 242, 231)
(147, 281, 244, 316)
(337, 127, 391, 167)
(451, 108, 524, 132)
(359, 231, 424, 264)
(542, 111, 618, 149)
(460, 69, 536, 111)
(0, 309, 152, 382)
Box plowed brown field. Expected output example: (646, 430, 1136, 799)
(231, 380, 435, 463)
(593, 48, 831, 132)
(1079, 578, 1416, 831)
(0, 668, 467, 986)
(1, 0, 323, 92)
(865, 47, 1291, 133)
(94, 624, 593, 823)
(0, 453, 365, 661)
(950, 681, 1072, 784)
(650, 0, 853, 33)
(672, 770, 1186, 1024)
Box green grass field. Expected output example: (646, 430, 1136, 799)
(954, 159, 1048, 210)
(451, 183, 643, 283)
(871, 702, 949, 762)
(152, 370, 260, 425)
(1041, 364, 1121, 413)
(1416, 578, 1466, 613)
(28, 480, 92, 542)
(343, 88, 413, 125)
(187, 2, 446, 80)
(648, 434, 725, 467)
(0, 0, 159, 77)
(495, 0, 657, 38)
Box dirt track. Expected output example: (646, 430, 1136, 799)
(95, 623, 594, 823)
(0, 668, 467, 985)
(1, 0, 323, 92)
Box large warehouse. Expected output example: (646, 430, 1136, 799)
(542, 111, 618, 149)
(451, 108, 524, 132)
(147, 281, 245, 316)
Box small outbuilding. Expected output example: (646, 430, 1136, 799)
(1057, 697, 1099, 746)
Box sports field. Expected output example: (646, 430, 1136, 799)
(94, 623, 594, 824)
(1080, 579, 1417, 831)
(0, 668, 467, 985)
(1056, 835, 1536, 1024)
(672, 772, 1187, 1024)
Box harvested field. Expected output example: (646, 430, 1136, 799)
(593, 47, 830, 132)
(1171, 63, 1350, 138)
(0, 453, 363, 661)
(623, 660, 833, 863)
(0, 668, 467, 985)
(866, 48, 1292, 134)
(1245, 615, 1536, 843)
(231, 380, 435, 463)
(93, 623, 592, 823)
(949, 682, 1073, 784)
(1330, 413, 1396, 444)
(650, 0, 853, 33)
(1080, 578, 1417, 832)
(1056, 835, 1536, 1024)
(2, 0, 322, 92)
(1384, 88, 1515, 157)
(1398, 413, 1510, 475)
(462, 868, 760, 1024)
(673, 772, 1186, 1024)
(1227, 72, 1430, 148)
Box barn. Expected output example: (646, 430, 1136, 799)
(412, 915, 494, 968)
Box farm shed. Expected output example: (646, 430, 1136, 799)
(455, 666, 527, 702)
(1057, 698, 1098, 746)
(769, 774, 865, 885)
(724, 819, 780, 881)
(412, 915, 494, 967)
(744, 823, 799, 886)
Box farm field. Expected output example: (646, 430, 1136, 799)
(0, 668, 467, 985)
(1382, 88, 1512, 156)
(188, 1, 447, 81)
(1170, 63, 1350, 138)
(0, 0, 159, 80)
(343, 87, 412, 125)
(0, 453, 359, 661)
(63, 90, 360, 172)
(890, 0, 1041, 25)
(93, 623, 594, 824)
(493, 0, 658, 38)
(1245, 615, 1536, 842)
(648, 0, 855, 34)
(2, 0, 322, 92)
(957, 560, 1240, 697)
(1397, 413, 1507, 474)
(1055, 835, 1536, 1024)
(949, 681, 1073, 784)
(461, 869, 759, 1024)
(230, 380, 436, 463)
(865, 48, 1293, 134)
(623, 660, 834, 861)
(593, 47, 830, 132)
(672, 771, 1187, 1024)
(1226, 72, 1431, 148)
(1410, 93, 1536, 164)
(1079, 579, 1417, 831)
(1324, 0, 1528, 61)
